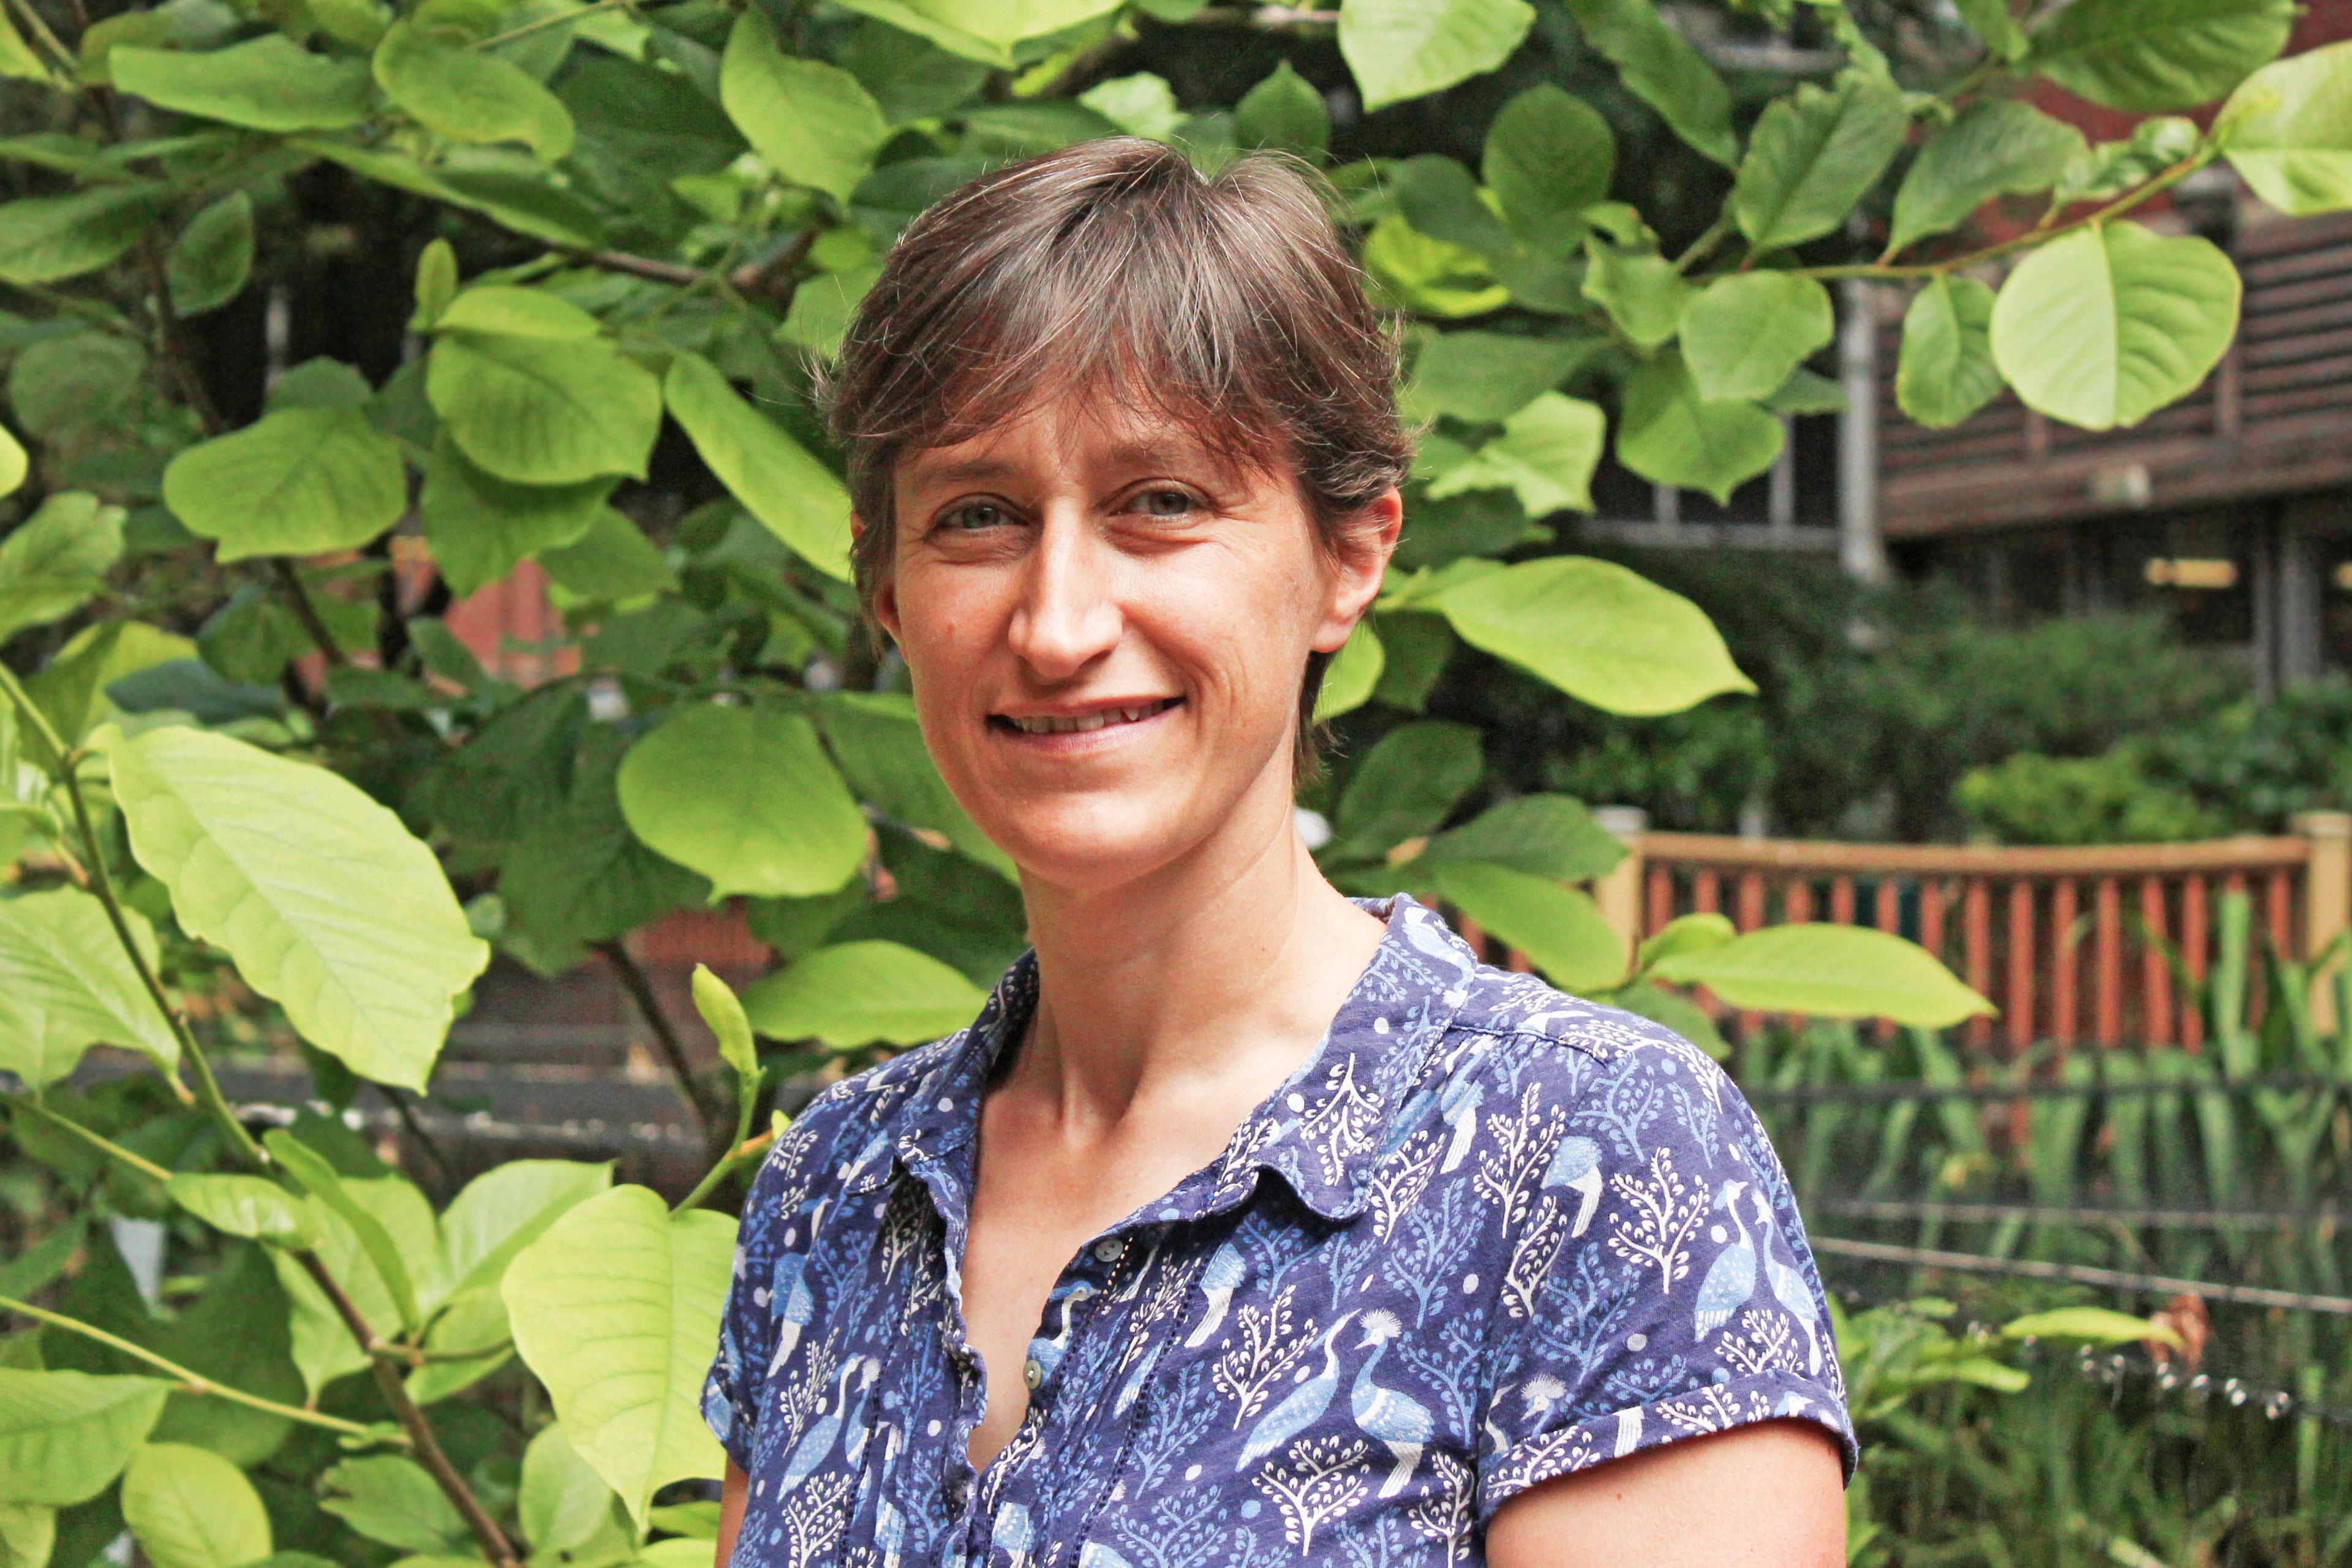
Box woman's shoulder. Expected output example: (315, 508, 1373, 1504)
(1446, 963, 1735, 1090)
(740, 1030, 971, 1215)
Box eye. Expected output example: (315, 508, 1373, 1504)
(1131, 487, 1200, 519)
(938, 499, 1009, 532)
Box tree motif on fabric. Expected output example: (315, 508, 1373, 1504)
(780, 1472, 853, 1568)
(1501, 1194, 1568, 1322)
(1251, 1434, 1371, 1553)
(1604, 1147, 1705, 1289)
(1476, 1082, 1566, 1227)
(1717, 1307, 1803, 1377)
(1407, 1450, 1475, 1567)
(1216, 1286, 1310, 1428)
(1302, 1053, 1385, 1186)
(1369, 1125, 1444, 1241)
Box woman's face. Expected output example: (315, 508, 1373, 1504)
(870, 398, 1398, 892)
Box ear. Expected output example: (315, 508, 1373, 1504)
(1310, 488, 1404, 654)
(855, 513, 903, 641)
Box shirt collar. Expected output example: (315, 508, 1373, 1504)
(850, 894, 1485, 1223)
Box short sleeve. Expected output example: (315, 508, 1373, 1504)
(1474, 1028, 1858, 1523)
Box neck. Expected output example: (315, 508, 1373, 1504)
(1008, 758, 1384, 1133)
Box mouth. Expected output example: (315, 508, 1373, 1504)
(989, 697, 1182, 737)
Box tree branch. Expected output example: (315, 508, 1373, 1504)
(271, 559, 351, 670)
(592, 937, 726, 1133)
(0, 1091, 174, 1183)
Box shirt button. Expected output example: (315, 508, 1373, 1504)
(1023, 1357, 1044, 1390)
(1092, 1238, 1121, 1264)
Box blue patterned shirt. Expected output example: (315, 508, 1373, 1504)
(704, 894, 1856, 1568)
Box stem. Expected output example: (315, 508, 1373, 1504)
(271, 559, 350, 669)
(592, 938, 725, 1131)
(139, 237, 225, 438)
(674, 1128, 776, 1215)
(0, 659, 67, 762)
(0, 1092, 174, 1183)
(2, 0, 71, 74)
(0, 1294, 400, 1442)
(477, 0, 631, 49)
(1672, 216, 1734, 276)
(582, 249, 706, 287)
(291, 1254, 523, 1568)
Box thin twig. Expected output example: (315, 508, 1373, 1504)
(270, 559, 350, 670)
(0, 1292, 400, 1442)
(674, 1127, 776, 1215)
(0, 1092, 173, 1183)
(592, 938, 725, 1132)
(388, 1089, 453, 1192)
(477, 0, 632, 50)
(579, 230, 816, 306)
(2, 0, 72, 74)
(138, 236, 225, 437)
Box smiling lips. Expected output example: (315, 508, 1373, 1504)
(994, 698, 1182, 736)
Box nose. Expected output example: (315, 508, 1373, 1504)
(1006, 508, 1121, 681)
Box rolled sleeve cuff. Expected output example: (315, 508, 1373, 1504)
(1476, 1371, 1858, 1525)
(701, 1360, 758, 1474)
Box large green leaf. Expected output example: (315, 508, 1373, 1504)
(0, 184, 164, 285)
(1234, 61, 1329, 157)
(742, 940, 987, 1046)
(0, 1371, 168, 1506)
(165, 1175, 316, 1247)
(1424, 393, 1604, 514)
(1988, 220, 2240, 431)
(1580, 241, 1689, 347)
(518, 1425, 617, 1558)
(615, 703, 867, 900)
(162, 407, 405, 561)
(8, 334, 145, 440)
(437, 1159, 612, 1303)
(296, 140, 605, 249)
(1559, 0, 1735, 166)
(2030, 0, 2292, 112)
(1679, 272, 1834, 402)
(1339, 0, 1534, 111)
(94, 724, 489, 1092)
(818, 691, 1013, 879)
(2218, 39, 2352, 214)
(1405, 330, 1602, 423)
(721, 9, 887, 202)
(497, 728, 706, 962)
(165, 192, 254, 317)
(374, 20, 574, 162)
(111, 37, 371, 132)
(1896, 275, 2002, 429)
(1483, 84, 1613, 250)
(504, 1186, 734, 1528)
(426, 331, 662, 484)
(1330, 720, 1483, 859)
(1417, 794, 1626, 880)
(1427, 554, 1751, 715)
(433, 286, 598, 340)
(265, 1131, 423, 1333)
(0, 426, 21, 501)
(318, 1457, 468, 1555)
(1887, 100, 2086, 255)
(1732, 73, 1909, 254)
(0, 1503, 52, 1568)
(663, 354, 852, 579)
(1651, 922, 1994, 1025)
(2001, 1306, 2179, 1346)
(1427, 862, 1624, 990)
(1362, 216, 1507, 318)
(120, 1443, 270, 1568)
(1313, 620, 1384, 721)
(271, 1174, 442, 1398)
(1615, 350, 1785, 504)
(826, 0, 1123, 67)
(0, 492, 123, 646)
(0, 887, 178, 1089)
(420, 435, 611, 597)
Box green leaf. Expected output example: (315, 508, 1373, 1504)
(1887, 100, 2085, 255)
(404, 1287, 512, 1406)
(1954, 0, 2027, 62)
(721, 9, 887, 202)
(2029, 0, 2292, 112)
(496, 728, 705, 962)
(519, 1424, 616, 1558)
(1988, 220, 2240, 431)
(267, 1180, 431, 1398)
(1483, 84, 1613, 250)
(2218, 39, 2352, 215)
(826, 0, 1123, 67)
(161, 407, 406, 560)
(616, 704, 867, 900)
(504, 1186, 734, 1529)
(427, 330, 662, 484)
(541, 509, 674, 601)
(0, 1371, 169, 1506)
(1080, 73, 1183, 141)
(1331, 720, 1482, 858)
(0, 1503, 53, 1568)
(663, 353, 851, 580)
(0, 426, 21, 500)
(1731, 73, 1909, 254)
(264, 1130, 423, 1332)
(297, 139, 605, 249)
(691, 963, 757, 1100)
(1635, 910, 1734, 971)
(437, 1158, 611, 1303)
(1313, 619, 1384, 721)
(816, 692, 1013, 879)
(0, 492, 124, 646)
(1417, 793, 1626, 880)
(411, 238, 457, 330)
(0, 887, 177, 1089)
(0, 184, 163, 285)
(94, 723, 489, 1092)
(1679, 272, 1834, 402)
(1615, 350, 1785, 504)
(1651, 922, 1995, 1025)
(8, 332, 144, 440)
(318, 1457, 467, 1555)
(165, 1174, 315, 1246)
(270, 358, 373, 412)
(1581, 241, 1690, 347)
(420, 434, 611, 598)
(741, 940, 987, 1046)
(0, 12, 48, 81)
(1427, 554, 1752, 715)
(1405, 330, 1601, 423)
(1362, 215, 1507, 317)
(1392, 155, 1516, 258)
(165, 192, 252, 317)
(1425, 393, 1604, 514)
(433, 285, 599, 339)
(111, 37, 371, 132)
(1429, 862, 1624, 990)
(374, 19, 575, 162)
(1559, 0, 1735, 165)
(119, 1443, 270, 1568)
(1897, 274, 2001, 429)
(2001, 1306, 2180, 1346)
(1234, 61, 1328, 156)
(1339, 0, 1534, 112)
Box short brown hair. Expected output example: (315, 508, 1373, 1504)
(815, 138, 1415, 750)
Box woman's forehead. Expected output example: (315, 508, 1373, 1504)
(896, 399, 1265, 491)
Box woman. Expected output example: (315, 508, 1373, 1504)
(704, 140, 1853, 1568)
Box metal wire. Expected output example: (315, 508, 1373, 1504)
(1812, 1196, 2337, 1232)
(1743, 1071, 2351, 1107)
(1811, 1234, 2352, 1316)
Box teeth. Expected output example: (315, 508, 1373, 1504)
(1007, 701, 1167, 735)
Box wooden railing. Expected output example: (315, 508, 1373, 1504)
(1591, 813, 2352, 1049)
